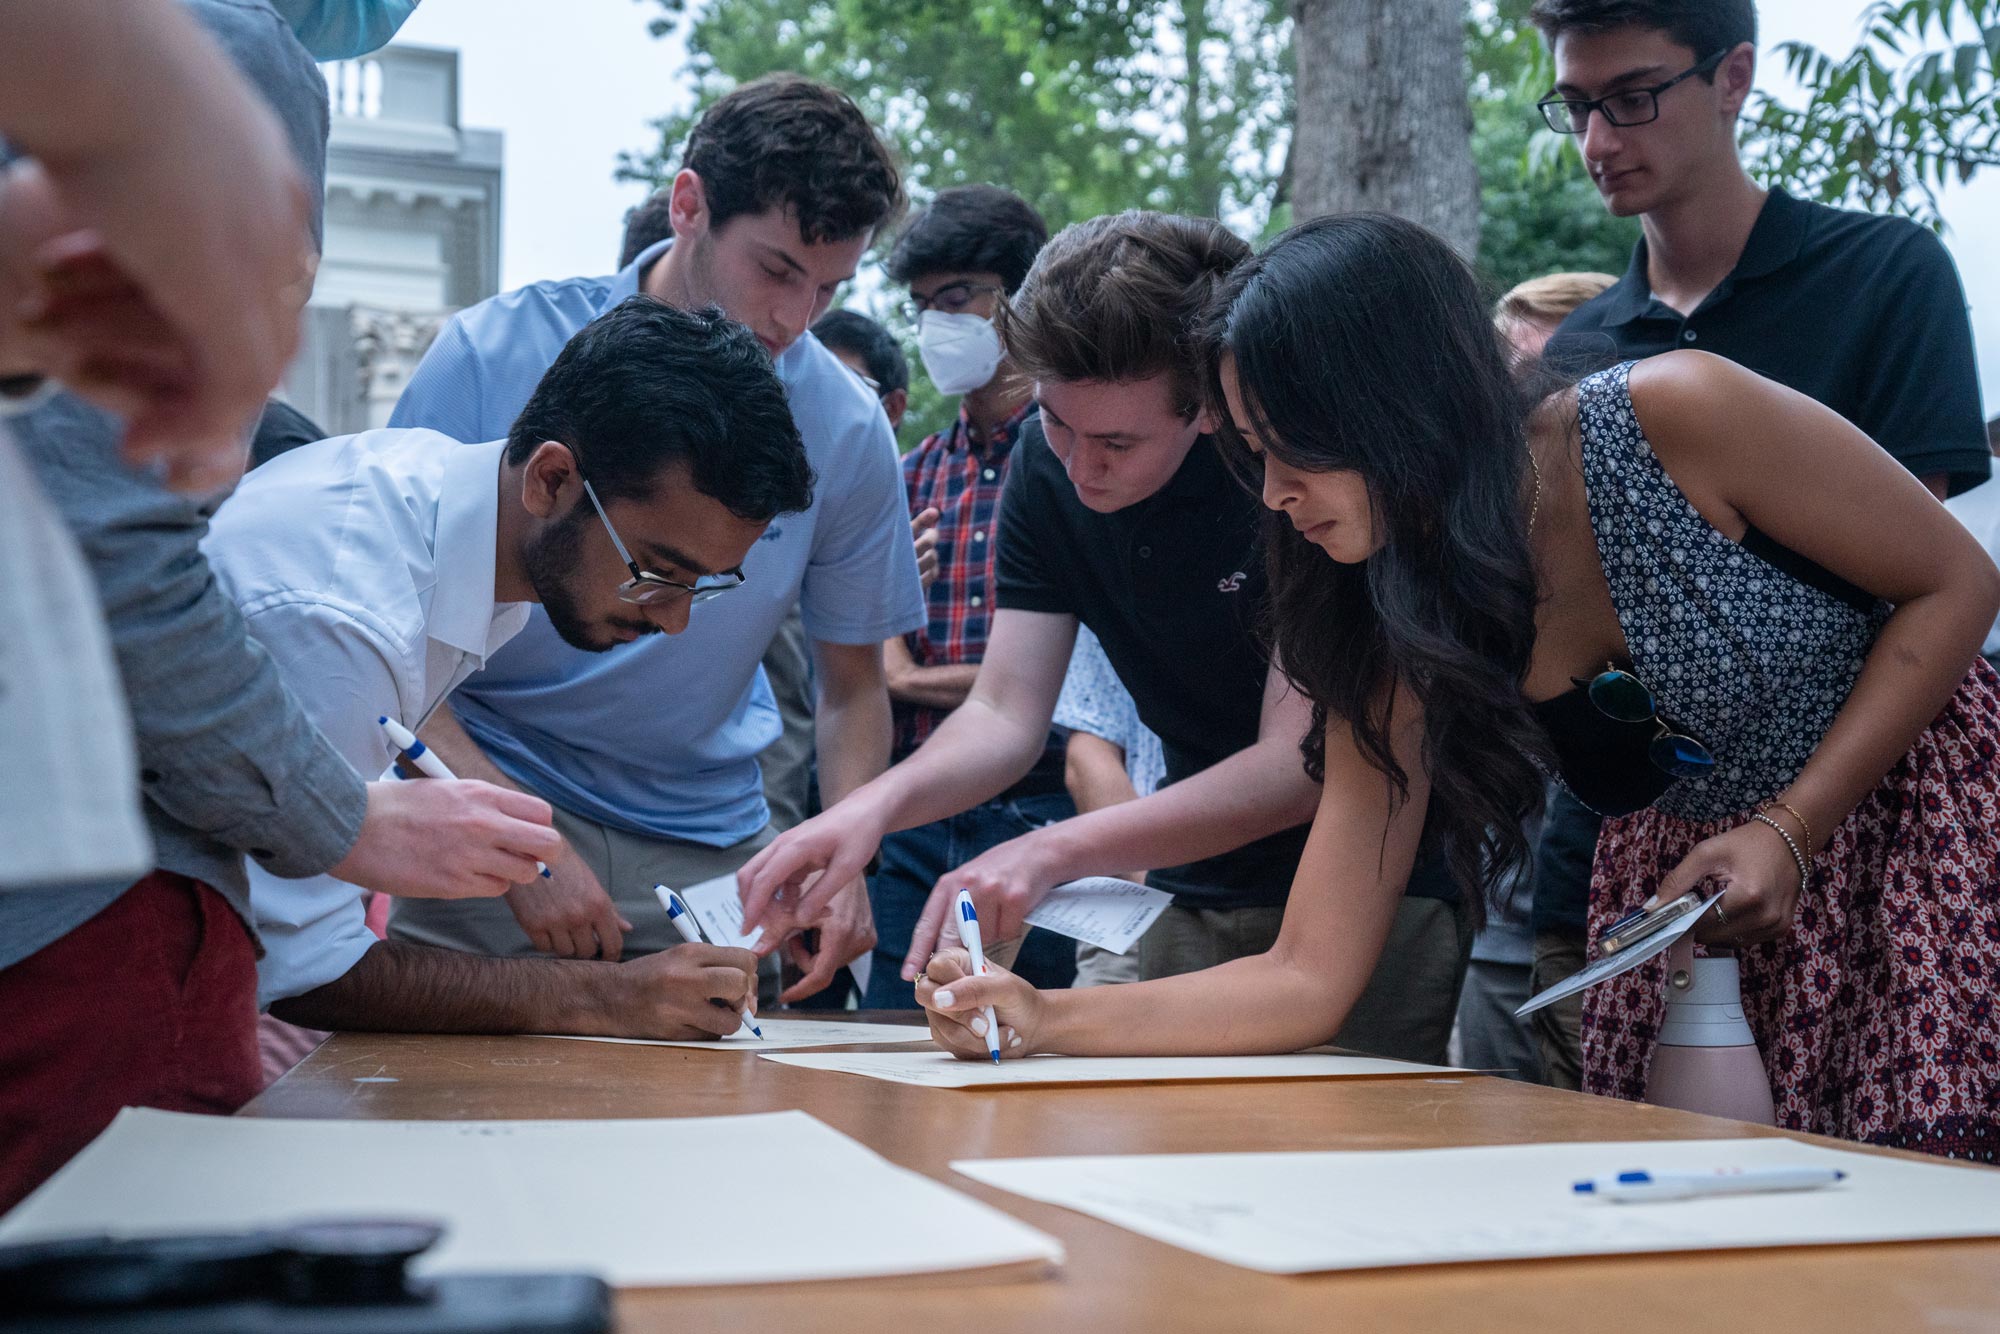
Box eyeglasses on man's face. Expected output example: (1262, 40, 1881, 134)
(1537, 49, 1728, 135)
(580, 477, 746, 607)
(898, 280, 1004, 326)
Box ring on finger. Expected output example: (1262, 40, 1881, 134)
(1711, 899, 1728, 928)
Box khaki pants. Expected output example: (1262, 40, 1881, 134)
(391, 809, 780, 993)
(1074, 939, 1144, 987)
(1529, 930, 1587, 1091)
(1136, 896, 1477, 1065)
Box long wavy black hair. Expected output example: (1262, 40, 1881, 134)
(1201, 213, 1551, 912)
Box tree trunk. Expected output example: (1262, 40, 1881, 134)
(1290, 0, 1481, 258)
(1180, 0, 1226, 219)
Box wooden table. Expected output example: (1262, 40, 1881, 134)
(247, 1022, 2000, 1334)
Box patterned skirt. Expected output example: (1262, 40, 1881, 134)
(1582, 658, 2000, 1162)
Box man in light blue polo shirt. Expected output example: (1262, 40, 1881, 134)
(388, 74, 922, 1000)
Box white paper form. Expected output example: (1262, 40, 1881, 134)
(763, 1050, 1465, 1088)
(533, 1017, 928, 1050)
(676, 872, 763, 950)
(1024, 877, 1173, 954)
(953, 1136, 2000, 1274)
(0, 1109, 1063, 1288)
(675, 873, 876, 996)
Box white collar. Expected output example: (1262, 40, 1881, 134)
(428, 438, 523, 664)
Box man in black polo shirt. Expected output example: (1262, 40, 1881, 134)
(1526, 0, 1991, 1088)
(740, 211, 1471, 1063)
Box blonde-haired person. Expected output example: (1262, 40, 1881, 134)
(1495, 272, 1617, 363)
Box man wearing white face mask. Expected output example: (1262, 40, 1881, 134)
(858, 185, 1079, 1008)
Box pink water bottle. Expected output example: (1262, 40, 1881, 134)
(1645, 939, 1775, 1125)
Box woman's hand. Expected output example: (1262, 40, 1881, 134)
(915, 949, 1046, 1061)
(1656, 819, 1807, 947)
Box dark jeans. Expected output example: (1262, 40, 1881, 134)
(863, 791, 1079, 1009)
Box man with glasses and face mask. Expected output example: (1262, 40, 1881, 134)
(204, 297, 815, 1040)
(387, 76, 921, 1004)
(1523, 0, 1990, 1091)
(854, 184, 1081, 1009)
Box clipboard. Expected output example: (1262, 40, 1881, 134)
(1514, 889, 1725, 1018)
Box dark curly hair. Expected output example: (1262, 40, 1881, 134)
(1202, 214, 1551, 915)
(681, 74, 905, 245)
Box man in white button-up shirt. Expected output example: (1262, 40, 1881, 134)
(206, 297, 815, 1038)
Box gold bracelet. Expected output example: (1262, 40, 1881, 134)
(1750, 812, 1810, 891)
(1765, 799, 1814, 857)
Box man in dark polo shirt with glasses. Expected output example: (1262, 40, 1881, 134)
(1525, 0, 1991, 1089)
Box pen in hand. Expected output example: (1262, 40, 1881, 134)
(955, 890, 1002, 1064)
(379, 715, 550, 879)
(654, 884, 764, 1039)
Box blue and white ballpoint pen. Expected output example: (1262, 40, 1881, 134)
(954, 890, 1001, 1063)
(653, 884, 763, 1039)
(1574, 1166, 1847, 1203)
(378, 716, 550, 878)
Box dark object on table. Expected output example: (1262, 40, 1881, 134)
(0, 1217, 612, 1333)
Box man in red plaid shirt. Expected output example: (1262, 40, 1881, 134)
(860, 185, 1076, 1007)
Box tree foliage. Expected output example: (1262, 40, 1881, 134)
(1745, 0, 2000, 227)
(619, 0, 1996, 439)
(1466, 0, 1638, 291)
(620, 0, 1291, 233)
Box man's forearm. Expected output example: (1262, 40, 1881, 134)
(844, 693, 1054, 837)
(1038, 739, 1318, 880)
(881, 635, 979, 713)
(269, 939, 621, 1035)
(886, 659, 981, 712)
(1064, 733, 1140, 815)
(814, 678, 894, 807)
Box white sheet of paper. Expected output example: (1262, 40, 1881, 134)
(0, 1109, 1062, 1288)
(533, 1017, 927, 1050)
(1515, 889, 1725, 1018)
(953, 1136, 2000, 1273)
(676, 872, 763, 951)
(763, 1050, 1465, 1088)
(1023, 877, 1173, 954)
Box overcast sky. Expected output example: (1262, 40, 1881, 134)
(393, 0, 2000, 414)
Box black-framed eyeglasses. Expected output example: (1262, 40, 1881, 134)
(1571, 662, 1716, 779)
(580, 477, 746, 607)
(1537, 49, 1728, 135)
(898, 280, 1004, 326)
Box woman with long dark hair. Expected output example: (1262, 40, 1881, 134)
(918, 212, 2000, 1160)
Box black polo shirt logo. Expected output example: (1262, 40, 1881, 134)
(1217, 571, 1247, 593)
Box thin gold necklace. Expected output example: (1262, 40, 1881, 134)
(1526, 446, 1543, 536)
